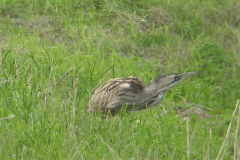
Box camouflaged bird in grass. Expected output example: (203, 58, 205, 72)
(85, 71, 200, 116)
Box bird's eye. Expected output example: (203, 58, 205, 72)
(174, 75, 181, 82)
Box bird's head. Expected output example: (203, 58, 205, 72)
(147, 71, 200, 92)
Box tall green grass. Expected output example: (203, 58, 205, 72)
(0, 0, 240, 159)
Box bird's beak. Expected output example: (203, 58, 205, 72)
(179, 71, 200, 80)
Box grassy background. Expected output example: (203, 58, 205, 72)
(0, 0, 240, 159)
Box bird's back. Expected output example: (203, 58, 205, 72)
(86, 77, 146, 115)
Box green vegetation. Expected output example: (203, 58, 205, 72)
(0, 0, 240, 159)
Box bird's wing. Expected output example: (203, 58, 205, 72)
(90, 77, 146, 112)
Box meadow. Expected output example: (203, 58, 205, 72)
(0, 0, 240, 159)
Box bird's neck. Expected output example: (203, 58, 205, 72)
(144, 81, 160, 93)
(139, 83, 161, 103)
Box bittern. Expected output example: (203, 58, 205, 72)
(85, 71, 199, 116)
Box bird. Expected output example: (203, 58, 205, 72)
(85, 71, 199, 116)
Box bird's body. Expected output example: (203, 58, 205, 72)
(85, 71, 199, 116)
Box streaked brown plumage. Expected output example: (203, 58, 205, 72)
(85, 71, 199, 116)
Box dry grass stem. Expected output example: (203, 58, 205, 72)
(216, 99, 240, 160)
(177, 96, 213, 119)
(205, 128, 212, 160)
(234, 99, 240, 160)
(193, 107, 213, 119)
(45, 65, 53, 104)
(71, 69, 82, 93)
(71, 87, 78, 126)
(187, 117, 190, 160)
(0, 80, 8, 85)
(0, 46, 2, 76)
(159, 104, 168, 117)
(50, 68, 73, 91)
(0, 114, 15, 121)
(178, 95, 212, 111)
(180, 107, 196, 118)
